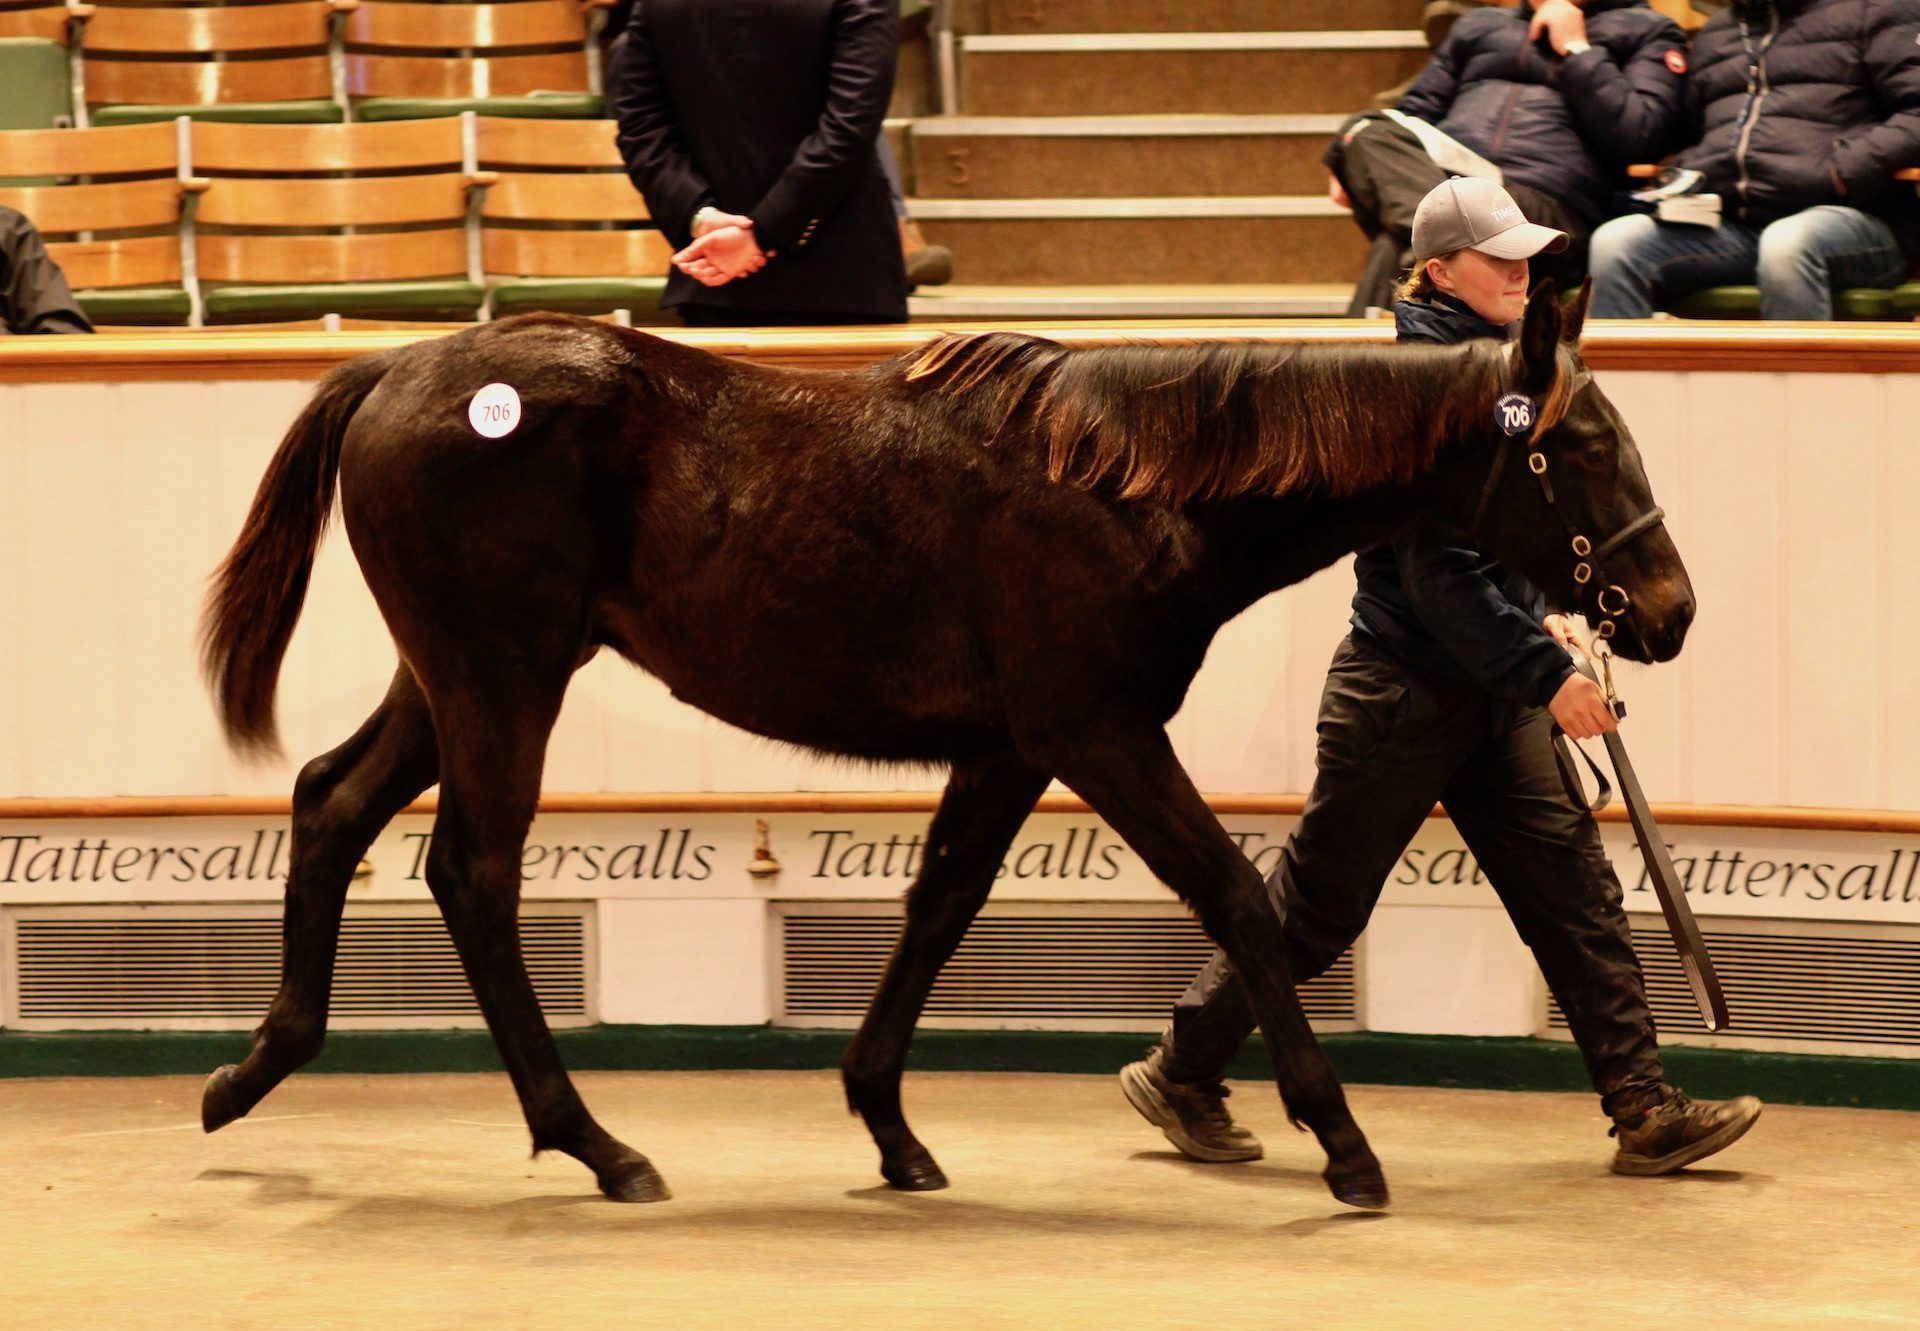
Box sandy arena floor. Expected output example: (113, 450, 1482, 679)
(3, 1070, 1917, 1330)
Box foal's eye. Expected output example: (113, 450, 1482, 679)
(1580, 443, 1612, 468)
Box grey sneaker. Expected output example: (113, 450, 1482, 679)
(1611, 1086, 1762, 1176)
(1120, 1048, 1263, 1163)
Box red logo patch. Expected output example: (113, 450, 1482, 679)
(1665, 48, 1689, 75)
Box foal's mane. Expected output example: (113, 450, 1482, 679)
(902, 331, 1521, 504)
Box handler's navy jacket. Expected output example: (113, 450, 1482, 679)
(1347, 292, 1576, 707)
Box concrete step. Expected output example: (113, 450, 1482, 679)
(908, 196, 1368, 285)
(908, 283, 1358, 320)
(984, 0, 1426, 34)
(959, 32, 1429, 116)
(908, 114, 1345, 199)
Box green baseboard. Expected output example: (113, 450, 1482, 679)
(1, 1026, 1915, 1111)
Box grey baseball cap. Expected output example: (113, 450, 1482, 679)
(1412, 176, 1570, 262)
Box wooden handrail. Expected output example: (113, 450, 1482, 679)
(0, 793, 1914, 833)
(14, 320, 1920, 383)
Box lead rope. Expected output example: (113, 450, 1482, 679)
(1561, 616, 1731, 1032)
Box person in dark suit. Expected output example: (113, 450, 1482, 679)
(1, 206, 92, 335)
(609, 0, 908, 326)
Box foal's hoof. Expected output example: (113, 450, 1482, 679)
(882, 1154, 949, 1192)
(201, 1065, 248, 1134)
(598, 1157, 671, 1204)
(1325, 1165, 1390, 1211)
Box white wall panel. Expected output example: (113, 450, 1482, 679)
(0, 366, 1910, 812)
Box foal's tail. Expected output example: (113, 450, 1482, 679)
(200, 350, 396, 757)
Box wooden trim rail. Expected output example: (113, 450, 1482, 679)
(9, 320, 1920, 384)
(1, 793, 1915, 834)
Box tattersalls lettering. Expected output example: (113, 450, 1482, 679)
(401, 828, 715, 882)
(1385, 840, 1920, 911)
(1635, 846, 1920, 905)
(0, 831, 291, 884)
(806, 827, 1123, 881)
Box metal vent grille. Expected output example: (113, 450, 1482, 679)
(1548, 915, 1920, 1053)
(780, 905, 1357, 1030)
(5, 904, 591, 1031)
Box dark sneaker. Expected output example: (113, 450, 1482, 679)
(1611, 1087, 1762, 1176)
(1119, 1049, 1263, 1163)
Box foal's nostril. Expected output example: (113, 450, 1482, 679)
(1650, 595, 1696, 661)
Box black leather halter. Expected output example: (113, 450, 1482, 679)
(1470, 371, 1666, 642)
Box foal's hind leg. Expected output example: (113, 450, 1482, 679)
(1046, 724, 1386, 1209)
(422, 680, 665, 1202)
(204, 667, 438, 1132)
(841, 754, 1050, 1191)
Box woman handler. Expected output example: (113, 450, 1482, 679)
(1121, 177, 1761, 1178)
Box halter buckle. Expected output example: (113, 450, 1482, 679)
(1574, 562, 1593, 585)
(1596, 619, 1616, 639)
(1527, 452, 1548, 476)
(1597, 584, 1631, 616)
(1571, 534, 1592, 557)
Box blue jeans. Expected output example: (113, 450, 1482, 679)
(1588, 205, 1907, 320)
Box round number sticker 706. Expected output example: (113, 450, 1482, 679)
(469, 382, 523, 439)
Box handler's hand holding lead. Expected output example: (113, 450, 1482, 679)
(1549, 672, 1617, 740)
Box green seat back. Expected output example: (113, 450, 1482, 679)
(0, 38, 72, 128)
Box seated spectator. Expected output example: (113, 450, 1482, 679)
(609, 0, 908, 326)
(1589, 0, 1920, 321)
(1, 206, 93, 335)
(1330, 0, 1690, 314)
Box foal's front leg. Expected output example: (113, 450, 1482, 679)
(1048, 724, 1387, 1209)
(841, 753, 1050, 1190)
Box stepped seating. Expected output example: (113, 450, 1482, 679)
(470, 114, 671, 321)
(957, 32, 1427, 118)
(2, 116, 667, 325)
(981, 0, 1422, 34)
(0, 121, 199, 323)
(189, 118, 485, 322)
(79, 2, 348, 126)
(345, 0, 609, 122)
(902, 0, 1426, 318)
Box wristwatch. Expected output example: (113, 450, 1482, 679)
(1562, 38, 1592, 56)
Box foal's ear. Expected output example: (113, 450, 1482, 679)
(1517, 279, 1562, 394)
(1560, 282, 1592, 346)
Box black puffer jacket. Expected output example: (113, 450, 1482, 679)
(1676, 0, 1920, 252)
(1399, 0, 1689, 226)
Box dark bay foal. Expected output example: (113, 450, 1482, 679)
(199, 285, 1692, 1210)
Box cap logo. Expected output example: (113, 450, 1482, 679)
(1491, 204, 1519, 222)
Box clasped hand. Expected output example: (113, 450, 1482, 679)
(674, 211, 771, 287)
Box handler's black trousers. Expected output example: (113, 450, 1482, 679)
(1324, 114, 1590, 316)
(1159, 636, 1666, 1119)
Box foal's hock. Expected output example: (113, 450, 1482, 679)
(198, 289, 1692, 1209)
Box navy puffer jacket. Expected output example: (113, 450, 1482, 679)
(1675, 0, 1920, 252)
(1399, 0, 1689, 226)
(1347, 294, 1576, 708)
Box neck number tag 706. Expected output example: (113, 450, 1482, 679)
(1495, 392, 1536, 436)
